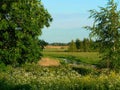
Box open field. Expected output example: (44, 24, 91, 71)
(42, 45, 100, 65)
(0, 46, 120, 90)
(44, 45, 68, 52)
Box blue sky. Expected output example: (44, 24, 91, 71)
(40, 0, 120, 43)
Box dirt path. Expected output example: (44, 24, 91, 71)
(38, 57, 60, 66)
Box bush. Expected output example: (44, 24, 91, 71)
(0, 63, 120, 90)
(71, 65, 95, 75)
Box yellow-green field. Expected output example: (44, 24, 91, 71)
(0, 45, 120, 90)
(42, 45, 100, 65)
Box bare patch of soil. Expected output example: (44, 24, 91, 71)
(38, 57, 60, 66)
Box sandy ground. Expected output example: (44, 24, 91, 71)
(38, 57, 60, 66)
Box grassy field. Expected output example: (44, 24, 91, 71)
(0, 46, 120, 90)
(42, 45, 100, 65)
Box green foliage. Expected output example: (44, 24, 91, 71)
(0, 64, 120, 90)
(75, 38, 81, 50)
(68, 40, 77, 52)
(83, 38, 91, 52)
(50, 42, 68, 46)
(71, 65, 95, 75)
(0, 0, 52, 65)
(74, 38, 97, 52)
(38, 40, 48, 49)
(85, 0, 120, 70)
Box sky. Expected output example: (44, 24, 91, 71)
(40, 0, 120, 43)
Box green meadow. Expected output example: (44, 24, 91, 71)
(0, 46, 120, 90)
(42, 46, 100, 65)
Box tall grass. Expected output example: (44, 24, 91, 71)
(0, 64, 120, 90)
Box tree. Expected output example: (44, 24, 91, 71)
(79, 40, 83, 51)
(75, 39, 81, 50)
(89, 40, 99, 52)
(38, 40, 48, 49)
(68, 40, 77, 52)
(83, 38, 90, 52)
(0, 0, 52, 65)
(85, 0, 120, 70)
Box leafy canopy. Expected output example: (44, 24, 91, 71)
(85, 0, 120, 70)
(0, 0, 52, 65)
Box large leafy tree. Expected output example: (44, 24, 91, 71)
(86, 0, 120, 70)
(0, 0, 52, 65)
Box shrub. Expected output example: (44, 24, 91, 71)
(71, 65, 95, 75)
(0, 63, 120, 90)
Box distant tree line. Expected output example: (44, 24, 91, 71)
(68, 38, 99, 52)
(41, 38, 99, 52)
(49, 42, 68, 46)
